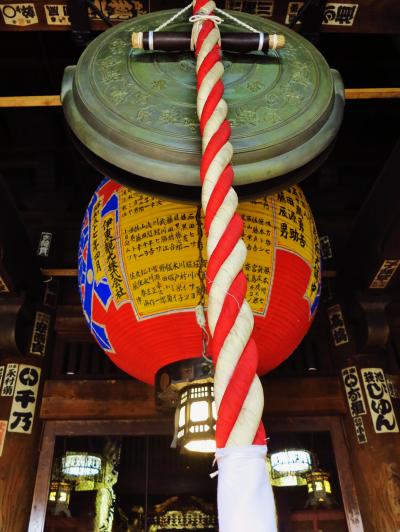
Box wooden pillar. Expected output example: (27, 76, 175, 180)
(0, 177, 57, 531)
(330, 136, 400, 530)
(326, 297, 400, 532)
(340, 362, 400, 531)
(0, 292, 57, 532)
(0, 352, 47, 532)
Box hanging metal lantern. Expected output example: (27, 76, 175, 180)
(270, 449, 312, 473)
(267, 456, 308, 487)
(305, 469, 335, 508)
(61, 452, 102, 478)
(62, 10, 344, 201)
(268, 449, 312, 487)
(174, 382, 217, 453)
(48, 481, 71, 504)
(79, 179, 320, 385)
(157, 357, 216, 453)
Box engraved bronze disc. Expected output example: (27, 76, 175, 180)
(62, 9, 344, 196)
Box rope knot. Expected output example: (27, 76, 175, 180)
(189, 13, 223, 25)
(189, 13, 223, 51)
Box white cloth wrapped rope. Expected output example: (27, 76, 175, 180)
(217, 445, 277, 532)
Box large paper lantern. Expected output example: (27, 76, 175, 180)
(78, 179, 320, 384)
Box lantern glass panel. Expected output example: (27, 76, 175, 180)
(212, 401, 217, 420)
(267, 455, 308, 488)
(184, 439, 216, 454)
(178, 406, 186, 428)
(324, 479, 332, 493)
(48, 482, 70, 504)
(62, 452, 102, 477)
(270, 450, 312, 473)
(274, 474, 306, 487)
(176, 383, 216, 453)
(190, 400, 209, 422)
(58, 491, 68, 503)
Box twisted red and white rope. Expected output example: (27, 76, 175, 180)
(192, 0, 265, 448)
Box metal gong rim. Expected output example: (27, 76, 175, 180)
(68, 126, 334, 203)
(61, 9, 344, 189)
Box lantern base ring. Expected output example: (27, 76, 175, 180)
(155, 358, 214, 410)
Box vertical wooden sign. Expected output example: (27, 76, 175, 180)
(8, 365, 41, 435)
(1, 363, 19, 397)
(29, 311, 50, 356)
(342, 366, 368, 444)
(361, 368, 399, 434)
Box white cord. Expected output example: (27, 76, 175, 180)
(195, 304, 207, 328)
(190, 13, 223, 50)
(205, 274, 242, 311)
(215, 6, 260, 33)
(154, 2, 262, 34)
(154, 2, 193, 32)
(189, 13, 224, 25)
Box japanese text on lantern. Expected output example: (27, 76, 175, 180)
(118, 189, 279, 318)
(102, 212, 128, 303)
(91, 198, 105, 283)
(275, 187, 320, 311)
(118, 188, 203, 318)
(239, 198, 275, 314)
(361, 368, 399, 434)
(114, 187, 317, 319)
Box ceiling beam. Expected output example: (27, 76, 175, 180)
(40, 377, 346, 420)
(1, 89, 400, 109)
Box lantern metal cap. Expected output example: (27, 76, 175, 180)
(155, 357, 214, 410)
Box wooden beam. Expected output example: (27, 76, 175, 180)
(1, 90, 400, 109)
(40, 377, 345, 420)
(344, 88, 400, 100)
(264, 377, 346, 415)
(44, 268, 336, 278)
(40, 379, 163, 420)
(41, 268, 78, 277)
(0, 95, 61, 108)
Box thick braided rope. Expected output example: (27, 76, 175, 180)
(192, 0, 265, 448)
